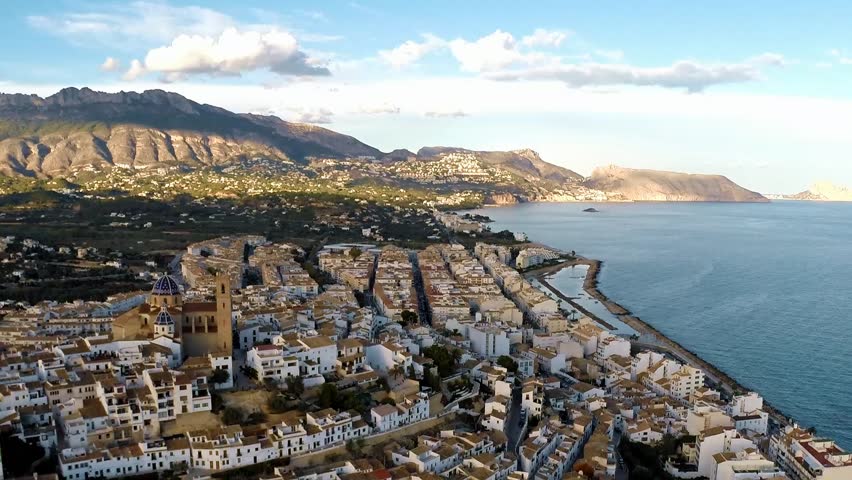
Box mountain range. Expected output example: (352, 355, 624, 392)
(0, 87, 766, 203)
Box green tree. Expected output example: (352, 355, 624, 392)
(286, 376, 305, 396)
(400, 309, 418, 326)
(246, 411, 267, 425)
(496, 355, 519, 373)
(349, 247, 362, 260)
(424, 370, 442, 391)
(376, 377, 390, 392)
(222, 406, 244, 425)
(209, 368, 230, 385)
(318, 383, 340, 408)
(263, 377, 279, 391)
(346, 439, 364, 457)
(389, 364, 405, 379)
(423, 345, 458, 377)
(268, 394, 289, 413)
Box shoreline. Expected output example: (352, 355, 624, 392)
(524, 259, 619, 331)
(522, 256, 794, 430)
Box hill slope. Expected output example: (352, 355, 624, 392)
(0, 87, 767, 204)
(0, 87, 381, 177)
(417, 146, 583, 184)
(585, 165, 767, 202)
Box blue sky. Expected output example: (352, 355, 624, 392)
(2, 1, 852, 192)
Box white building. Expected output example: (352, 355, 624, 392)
(246, 345, 299, 384)
(370, 392, 429, 432)
(469, 324, 511, 358)
(726, 392, 769, 437)
(769, 425, 852, 480)
(711, 450, 786, 480)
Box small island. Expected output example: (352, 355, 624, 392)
(583, 207, 600, 213)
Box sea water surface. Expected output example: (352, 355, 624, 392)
(466, 201, 852, 448)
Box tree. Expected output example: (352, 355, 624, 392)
(423, 345, 458, 377)
(246, 411, 267, 425)
(424, 370, 442, 391)
(263, 377, 279, 391)
(389, 364, 404, 379)
(497, 355, 519, 373)
(318, 383, 340, 408)
(222, 406, 244, 425)
(243, 366, 259, 381)
(348, 247, 362, 260)
(209, 368, 230, 386)
(628, 466, 654, 480)
(268, 394, 289, 413)
(346, 439, 364, 457)
(400, 310, 418, 326)
(376, 377, 390, 392)
(286, 376, 305, 396)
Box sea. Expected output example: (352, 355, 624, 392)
(465, 200, 852, 449)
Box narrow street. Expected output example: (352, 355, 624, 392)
(612, 429, 628, 480)
(409, 250, 432, 326)
(504, 384, 524, 453)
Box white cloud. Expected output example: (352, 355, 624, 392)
(379, 34, 445, 68)
(488, 57, 784, 93)
(122, 59, 146, 81)
(748, 52, 787, 66)
(521, 29, 568, 48)
(355, 103, 401, 115)
(828, 49, 852, 65)
(291, 108, 334, 124)
(425, 110, 469, 118)
(139, 27, 329, 79)
(27, 2, 235, 48)
(100, 57, 120, 72)
(441, 30, 783, 92)
(449, 30, 535, 72)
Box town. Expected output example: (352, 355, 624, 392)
(0, 213, 849, 480)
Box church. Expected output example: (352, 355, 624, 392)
(113, 273, 234, 357)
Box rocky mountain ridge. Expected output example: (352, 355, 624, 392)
(0, 87, 766, 203)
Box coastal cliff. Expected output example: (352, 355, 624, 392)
(484, 193, 521, 205)
(584, 165, 768, 202)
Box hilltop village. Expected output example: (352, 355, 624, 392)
(0, 214, 849, 480)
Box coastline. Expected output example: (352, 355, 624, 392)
(523, 256, 794, 430)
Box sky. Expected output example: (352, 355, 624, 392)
(2, 0, 852, 193)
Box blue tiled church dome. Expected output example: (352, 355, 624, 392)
(155, 307, 174, 325)
(152, 274, 180, 296)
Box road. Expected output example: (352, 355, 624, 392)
(611, 428, 629, 480)
(504, 384, 525, 453)
(231, 348, 254, 389)
(409, 250, 432, 326)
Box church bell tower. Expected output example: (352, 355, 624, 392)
(215, 273, 233, 354)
